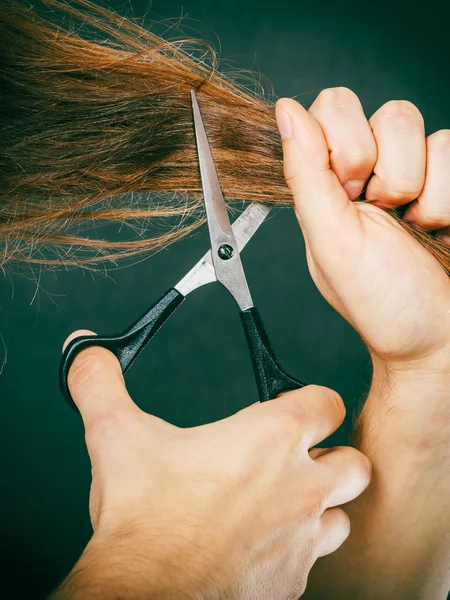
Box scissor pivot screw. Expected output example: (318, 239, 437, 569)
(218, 244, 234, 260)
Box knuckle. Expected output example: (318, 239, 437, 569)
(315, 86, 359, 108)
(283, 163, 301, 186)
(320, 386, 346, 420)
(428, 129, 450, 150)
(266, 407, 306, 449)
(381, 178, 423, 201)
(282, 158, 306, 194)
(333, 147, 376, 172)
(379, 99, 424, 123)
(304, 484, 329, 519)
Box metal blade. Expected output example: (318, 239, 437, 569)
(175, 202, 271, 297)
(190, 89, 233, 237)
(190, 89, 255, 310)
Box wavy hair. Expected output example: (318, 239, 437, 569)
(1, 0, 449, 274)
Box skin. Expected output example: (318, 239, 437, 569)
(49, 351, 370, 600)
(51, 87, 449, 599)
(275, 88, 450, 599)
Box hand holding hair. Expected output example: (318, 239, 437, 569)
(276, 89, 450, 370)
(276, 90, 450, 599)
(49, 333, 370, 600)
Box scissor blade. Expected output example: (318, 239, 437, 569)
(190, 89, 233, 237)
(175, 202, 271, 297)
(190, 89, 254, 310)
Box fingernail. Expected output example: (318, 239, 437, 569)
(343, 180, 365, 200)
(275, 104, 292, 139)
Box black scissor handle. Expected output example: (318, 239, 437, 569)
(60, 288, 184, 410)
(240, 307, 306, 402)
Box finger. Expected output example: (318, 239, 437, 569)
(269, 385, 347, 448)
(275, 98, 359, 242)
(309, 87, 377, 200)
(315, 445, 372, 508)
(309, 447, 334, 460)
(63, 330, 138, 428)
(317, 507, 351, 557)
(63, 329, 98, 352)
(366, 100, 426, 207)
(403, 130, 450, 230)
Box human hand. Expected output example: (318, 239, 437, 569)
(52, 335, 370, 600)
(275, 90, 450, 600)
(275, 89, 450, 371)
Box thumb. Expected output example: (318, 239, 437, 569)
(63, 330, 138, 428)
(275, 98, 360, 244)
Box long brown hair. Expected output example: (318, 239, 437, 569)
(1, 0, 449, 274)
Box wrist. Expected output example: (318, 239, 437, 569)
(51, 531, 194, 600)
(326, 347, 450, 600)
(358, 350, 450, 455)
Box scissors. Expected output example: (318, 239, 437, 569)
(60, 90, 305, 409)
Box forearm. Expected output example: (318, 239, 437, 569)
(304, 354, 450, 600)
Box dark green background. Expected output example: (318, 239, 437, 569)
(1, 0, 449, 597)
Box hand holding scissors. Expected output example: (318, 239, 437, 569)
(60, 90, 305, 408)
